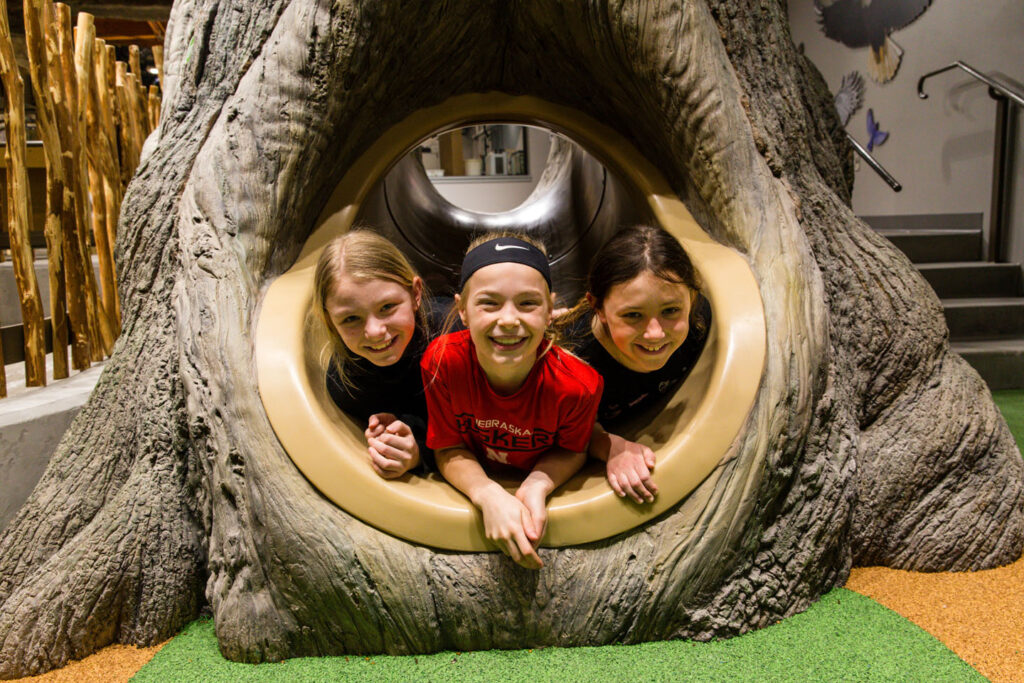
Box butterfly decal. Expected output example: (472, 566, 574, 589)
(866, 108, 889, 152)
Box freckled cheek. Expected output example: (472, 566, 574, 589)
(338, 329, 363, 353)
(609, 325, 637, 352)
(390, 310, 418, 337)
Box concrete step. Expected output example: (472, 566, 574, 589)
(918, 262, 1023, 299)
(951, 339, 1024, 391)
(862, 212, 984, 232)
(0, 355, 105, 532)
(878, 228, 983, 263)
(943, 298, 1024, 340)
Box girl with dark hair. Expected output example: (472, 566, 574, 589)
(561, 224, 711, 504)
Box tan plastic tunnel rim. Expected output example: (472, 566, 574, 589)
(255, 92, 766, 551)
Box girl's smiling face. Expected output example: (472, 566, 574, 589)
(457, 262, 554, 393)
(591, 270, 695, 373)
(325, 274, 422, 367)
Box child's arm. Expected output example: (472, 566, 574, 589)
(435, 446, 543, 570)
(589, 423, 658, 504)
(365, 413, 420, 478)
(515, 449, 587, 543)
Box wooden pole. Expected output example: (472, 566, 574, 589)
(128, 45, 142, 91)
(147, 84, 160, 130)
(105, 43, 129, 199)
(152, 44, 163, 91)
(92, 40, 119, 186)
(90, 38, 121, 331)
(94, 39, 121, 321)
(115, 62, 144, 177)
(0, 325, 5, 397)
(24, 0, 70, 379)
(128, 44, 147, 131)
(76, 11, 119, 344)
(114, 60, 135, 191)
(44, 0, 90, 369)
(132, 71, 149, 137)
(128, 47, 147, 138)
(124, 66, 145, 154)
(57, 3, 108, 360)
(0, 0, 47, 386)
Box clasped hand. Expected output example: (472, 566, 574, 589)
(365, 413, 419, 478)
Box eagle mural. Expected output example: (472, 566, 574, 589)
(815, 0, 933, 83)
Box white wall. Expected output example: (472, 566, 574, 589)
(789, 1, 1024, 258)
(431, 126, 553, 213)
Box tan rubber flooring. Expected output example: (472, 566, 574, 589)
(11, 643, 166, 683)
(845, 551, 1024, 683)
(8, 551, 1024, 682)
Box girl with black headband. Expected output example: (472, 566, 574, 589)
(421, 232, 603, 570)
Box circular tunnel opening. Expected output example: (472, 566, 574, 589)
(357, 124, 654, 306)
(255, 93, 766, 552)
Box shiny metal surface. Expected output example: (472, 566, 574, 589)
(355, 134, 650, 304)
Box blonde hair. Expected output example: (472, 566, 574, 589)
(312, 228, 427, 387)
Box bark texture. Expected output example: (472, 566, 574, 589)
(1, 0, 1022, 675)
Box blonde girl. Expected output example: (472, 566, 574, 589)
(313, 229, 434, 478)
(421, 233, 603, 569)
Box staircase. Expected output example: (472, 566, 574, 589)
(865, 213, 1024, 390)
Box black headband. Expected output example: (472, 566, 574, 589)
(458, 237, 552, 290)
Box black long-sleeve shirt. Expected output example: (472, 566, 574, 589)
(565, 297, 711, 427)
(324, 298, 455, 472)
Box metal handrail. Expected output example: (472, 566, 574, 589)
(918, 61, 1022, 262)
(845, 132, 902, 192)
(918, 60, 1024, 108)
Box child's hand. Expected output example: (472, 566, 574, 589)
(477, 487, 543, 570)
(515, 482, 550, 544)
(606, 438, 658, 504)
(365, 413, 420, 479)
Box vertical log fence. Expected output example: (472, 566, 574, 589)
(0, 1, 161, 396)
(0, 0, 47, 387)
(24, 0, 69, 379)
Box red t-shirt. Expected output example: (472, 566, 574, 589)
(421, 330, 603, 471)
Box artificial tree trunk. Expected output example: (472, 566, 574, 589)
(2, 0, 1022, 675)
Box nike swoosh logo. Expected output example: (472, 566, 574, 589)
(494, 244, 529, 251)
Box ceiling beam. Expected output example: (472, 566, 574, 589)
(67, 2, 172, 21)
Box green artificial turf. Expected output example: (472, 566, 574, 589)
(134, 391, 1024, 682)
(992, 390, 1024, 454)
(132, 588, 982, 682)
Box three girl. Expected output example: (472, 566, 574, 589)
(313, 224, 707, 568)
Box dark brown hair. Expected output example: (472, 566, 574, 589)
(559, 224, 705, 332)
(587, 224, 701, 307)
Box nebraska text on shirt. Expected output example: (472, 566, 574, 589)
(455, 413, 556, 450)
(473, 418, 531, 435)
